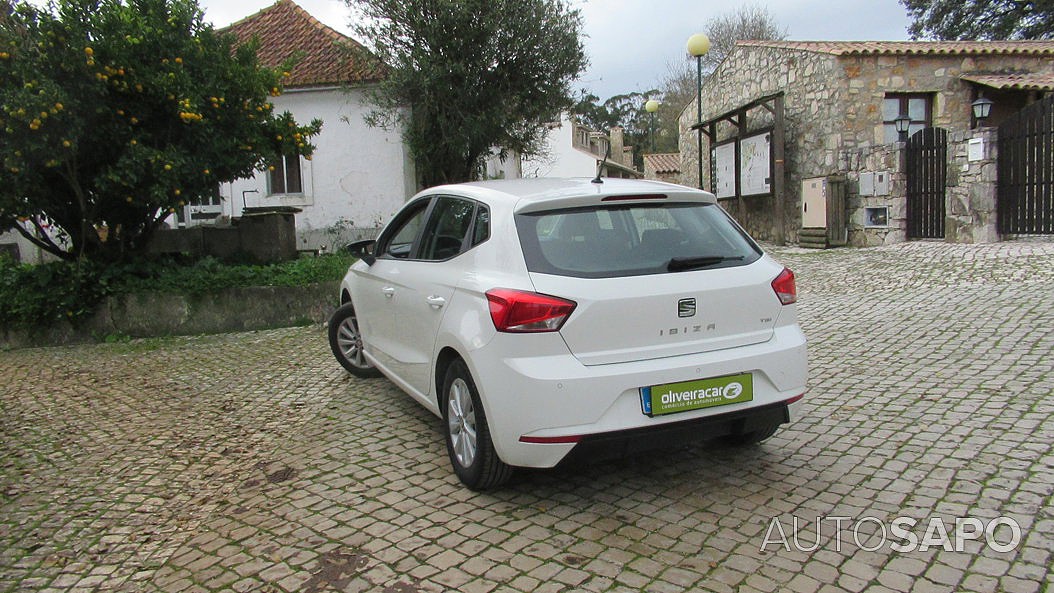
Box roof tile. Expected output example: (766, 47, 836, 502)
(737, 40, 1054, 56)
(644, 153, 680, 174)
(224, 0, 384, 88)
(960, 72, 1054, 91)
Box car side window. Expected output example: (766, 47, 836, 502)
(472, 204, 490, 246)
(377, 199, 431, 259)
(418, 196, 477, 261)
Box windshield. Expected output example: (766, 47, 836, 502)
(516, 202, 762, 278)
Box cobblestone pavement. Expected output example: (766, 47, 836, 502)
(2, 240, 1052, 593)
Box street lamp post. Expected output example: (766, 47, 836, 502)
(687, 33, 711, 190)
(644, 99, 660, 153)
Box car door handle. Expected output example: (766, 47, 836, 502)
(426, 295, 446, 309)
(381, 286, 396, 298)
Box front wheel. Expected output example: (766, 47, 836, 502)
(442, 360, 512, 490)
(328, 303, 382, 378)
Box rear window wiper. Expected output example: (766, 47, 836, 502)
(667, 255, 745, 272)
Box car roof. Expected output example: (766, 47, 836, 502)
(421, 178, 715, 208)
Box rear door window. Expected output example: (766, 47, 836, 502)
(418, 196, 476, 261)
(516, 203, 760, 278)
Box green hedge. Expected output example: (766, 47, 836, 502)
(0, 254, 355, 329)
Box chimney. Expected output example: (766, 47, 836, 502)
(609, 126, 624, 163)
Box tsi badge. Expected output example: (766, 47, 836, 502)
(678, 297, 696, 318)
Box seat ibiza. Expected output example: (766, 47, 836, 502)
(329, 178, 807, 489)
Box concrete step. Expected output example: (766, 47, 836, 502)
(798, 228, 829, 249)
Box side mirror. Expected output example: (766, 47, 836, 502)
(345, 239, 377, 266)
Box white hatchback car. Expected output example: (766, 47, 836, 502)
(329, 178, 807, 489)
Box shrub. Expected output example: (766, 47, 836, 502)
(0, 253, 354, 329)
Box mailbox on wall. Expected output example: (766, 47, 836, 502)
(859, 171, 891, 196)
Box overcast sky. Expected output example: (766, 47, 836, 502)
(202, 0, 913, 99)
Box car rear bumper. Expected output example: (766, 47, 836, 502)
(469, 324, 807, 468)
(557, 397, 798, 467)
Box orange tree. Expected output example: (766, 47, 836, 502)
(0, 0, 322, 261)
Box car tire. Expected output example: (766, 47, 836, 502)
(724, 422, 781, 446)
(328, 303, 382, 378)
(442, 359, 512, 490)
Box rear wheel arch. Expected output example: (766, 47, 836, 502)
(440, 357, 512, 489)
(434, 346, 463, 409)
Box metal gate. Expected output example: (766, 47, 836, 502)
(906, 127, 947, 239)
(998, 94, 1054, 235)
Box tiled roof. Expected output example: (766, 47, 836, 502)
(960, 73, 1054, 91)
(225, 0, 385, 88)
(736, 40, 1054, 56)
(644, 153, 680, 174)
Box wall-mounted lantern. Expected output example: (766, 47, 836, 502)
(971, 97, 994, 128)
(894, 115, 911, 142)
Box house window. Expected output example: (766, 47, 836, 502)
(175, 185, 224, 228)
(573, 125, 591, 151)
(269, 155, 302, 195)
(882, 94, 932, 143)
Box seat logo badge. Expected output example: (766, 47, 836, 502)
(678, 298, 696, 318)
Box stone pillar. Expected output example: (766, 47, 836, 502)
(678, 100, 701, 189)
(609, 127, 625, 163)
(945, 127, 999, 244)
(237, 209, 299, 262)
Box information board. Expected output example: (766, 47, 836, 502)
(712, 142, 736, 199)
(739, 132, 771, 196)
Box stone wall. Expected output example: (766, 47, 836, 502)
(680, 43, 1052, 245)
(828, 128, 998, 246)
(838, 142, 906, 246)
(946, 127, 999, 244)
(679, 46, 843, 244)
(0, 282, 340, 350)
(149, 210, 299, 262)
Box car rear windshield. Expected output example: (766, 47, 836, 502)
(515, 202, 762, 278)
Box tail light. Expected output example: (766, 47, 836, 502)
(486, 289, 576, 333)
(771, 267, 797, 305)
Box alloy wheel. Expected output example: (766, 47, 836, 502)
(447, 378, 478, 467)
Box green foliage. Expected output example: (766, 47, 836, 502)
(0, 256, 107, 326)
(348, 0, 588, 187)
(0, 253, 354, 328)
(121, 254, 355, 294)
(0, 0, 322, 261)
(573, 90, 661, 166)
(901, 0, 1054, 39)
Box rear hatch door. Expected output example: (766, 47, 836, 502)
(515, 198, 783, 366)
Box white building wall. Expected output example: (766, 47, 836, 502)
(221, 86, 415, 251)
(3, 87, 414, 263)
(520, 116, 598, 179)
(0, 228, 56, 265)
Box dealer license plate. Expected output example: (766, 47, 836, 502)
(640, 373, 753, 417)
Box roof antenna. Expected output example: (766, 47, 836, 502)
(592, 140, 611, 184)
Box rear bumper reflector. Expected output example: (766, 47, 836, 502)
(519, 434, 583, 444)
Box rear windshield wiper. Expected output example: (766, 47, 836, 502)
(667, 255, 745, 272)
